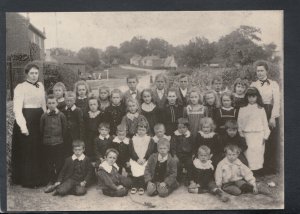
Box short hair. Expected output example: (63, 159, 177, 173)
(203, 90, 221, 108)
(111, 88, 122, 97)
(199, 117, 216, 132)
(72, 140, 85, 149)
(220, 91, 234, 107)
(157, 138, 170, 149)
(154, 123, 165, 132)
(179, 74, 189, 80)
(198, 145, 211, 155)
(88, 96, 100, 106)
(178, 118, 189, 128)
(74, 80, 90, 97)
(116, 124, 127, 132)
(99, 85, 110, 94)
(211, 76, 223, 85)
(255, 60, 269, 72)
(98, 122, 110, 130)
(65, 91, 76, 99)
(46, 94, 57, 101)
(53, 82, 67, 92)
(141, 88, 154, 103)
(126, 97, 140, 113)
(24, 62, 39, 74)
(225, 120, 238, 130)
(233, 78, 249, 93)
(127, 74, 139, 82)
(188, 87, 203, 104)
(105, 148, 119, 158)
(155, 73, 168, 84)
(137, 119, 149, 129)
(224, 144, 241, 154)
(167, 87, 177, 95)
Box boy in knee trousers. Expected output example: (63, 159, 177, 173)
(145, 138, 178, 197)
(52, 140, 93, 196)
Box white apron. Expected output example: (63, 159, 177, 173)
(244, 131, 265, 170)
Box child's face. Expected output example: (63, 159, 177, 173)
(128, 102, 138, 113)
(222, 95, 232, 108)
(155, 77, 165, 90)
(73, 146, 84, 157)
(127, 78, 138, 91)
(142, 91, 152, 104)
(155, 128, 165, 138)
(235, 84, 246, 95)
(213, 80, 222, 92)
(202, 123, 212, 134)
(117, 130, 126, 140)
(189, 92, 199, 105)
(157, 144, 169, 156)
(99, 90, 109, 100)
(106, 152, 117, 166)
(226, 150, 239, 163)
(226, 128, 238, 137)
(167, 92, 177, 104)
(177, 123, 188, 135)
(65, 96, 75, 108)
(137, 127, 147, 136)
(53, 87, 64, 99)
(78, 85, 87, 97)
(47, 98, 58, 111)
(256, 66, 268, 81)
(99, 127, 109, 136)
(111, 93, 121, 105)
(198, 150, 211, 163)
(179, 77, 188, 89)
(248, 95, 257, 105)
(205, 93, 215, 106)
(89, 99, 99, 112)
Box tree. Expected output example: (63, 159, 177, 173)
(103, 46, 121, 65)
(77, 47, 100, 68)
(148, 38, 173, 58)
(50, 48, 76, 57)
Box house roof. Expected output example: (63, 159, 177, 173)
(131, 55, 142, 60)
(51, 55, 85, 65)
(28, 23, 46, 39)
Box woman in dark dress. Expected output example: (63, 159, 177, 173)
(11, 62, 47, 187)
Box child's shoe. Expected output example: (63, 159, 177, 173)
(44, 184, 56, 193)
(215, 188, 229, 202)
(188, 187, 199, 194)
(257, 183, 271, 196)
(130, 188, 137, 194)
(138, 188, 145, 195)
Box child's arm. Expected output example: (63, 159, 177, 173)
(241, 163, 256, 187)
(271, 81, 280, 121)
(164, 156, 177, 187)
(83, 158, 93, 185)
(214, 162, 223, 188)
(144, 139, 155, 161)
(237, 108, 245, 137)
(144, 155, 154, 184)
(129, 140, 139, 161)
(239, 136, 248, 152)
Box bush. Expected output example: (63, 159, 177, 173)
(7, 101, 14, 185)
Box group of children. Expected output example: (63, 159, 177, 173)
(39, 73, 271, 202)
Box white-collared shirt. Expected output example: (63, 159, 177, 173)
(65, 105, 76, 111)
(180, 88, 188, 97)
(174, 130, 191, 138)
(130, 90, 138, 99)
(158, 154, 168, 163)
(99, 160, 119, 173)
(46, 108, 59, 114)
(113, 136, 130, 145)
(99, 134, 110, 140)
(156, 88, 165, 100)
(72, 154, 85, 161)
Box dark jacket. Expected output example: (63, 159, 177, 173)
(144, 153, 178, 187)
(96, 165, 124, 190)
(170, 133, 193, 159)
(129, 137, 156, 161)
(161, 103, 184, 135)
(103, 104, 126, 136)
(94, 136, 113, 160)
(57, 156, 93, 184)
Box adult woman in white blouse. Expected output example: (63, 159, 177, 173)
(11, 63, 46, 188)
(250, 61, 280, 175)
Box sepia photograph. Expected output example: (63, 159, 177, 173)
(6, 11, 284, 211)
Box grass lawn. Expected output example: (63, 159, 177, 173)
(97, 66, 147, 79)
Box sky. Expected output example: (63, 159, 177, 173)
(18, 11, 283, 52)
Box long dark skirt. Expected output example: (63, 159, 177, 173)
(11, 108, 44, 187)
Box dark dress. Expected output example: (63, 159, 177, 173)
(76, 97, 89, 113)
(233, 95, 247, 109)
(161, 103, 184, 136)
(57, 100, 66, 112)
(110, 137, 131, 173)
(141, 105, 159, 136)
(104, 103, 126, 136)
(214, 107, 238, 135)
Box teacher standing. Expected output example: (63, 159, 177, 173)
(11, 62, 46, 188)
(250, 61, 280, 175)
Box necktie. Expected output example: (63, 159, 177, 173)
(131, 91, 137, 95)
(49, 110, 56, 116)
(260, 79, 270, 86)
(26, 80, 39, 88)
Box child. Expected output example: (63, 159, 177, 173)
(152, 73, 168, 109)
(94, 122, 113, 163)
(104, 89, 126, 136)
(51, 140, 93, 196)
(215, 145, 258, 196)
(140, 89, 159, 135)
(203, 90, 220, 121)
(41, 94, 67, 193)
(96, 148, 132, 197)
(211, 76, 223, 102)
(74, 80, 90, 113)
(215, 92, 238, 135)
(123, 74, 141, 105)
(221, 120, 248, 166)
(129, 120, 155, 195)
(237, 87, 270, 175)
(194, 117, 222, 167)
(233, 78, 248, 109)
(98, 86, 110, 111)
(83, 97, 105, 160)
(151, 123, 171, 153)
(188, 146, 229, 202)
(162, 88, 184, 135)
(53, 82, 67, 111)
(110, 124, 131, 174)
(183, 88, 208, 141)
(121, 98, 149, 138)
(170, 118, 193, 185)
(176, 74, 190, 107)
(145, 138, 178, 197)
(61, 91, 85, 157)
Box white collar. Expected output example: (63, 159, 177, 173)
(77, 96, 87, 100)
(127, 112, 139, 120)
(99, 134, 110, 140)
(57, 97, 65, 102)
(72, 154, 85, 161)
(88, 110, 101, 118)
(180, 88, 187, 93)
(153, 135, 171, 143)
(222, 106, 234, 111)
(65, 105, 76, 111)
(130, 90, 138, 94)
(158, 154, 168, 163)
(113, 136, 129, 145)
(193, 158, 214, 170)
(234, 93, 245, 98)
(46, 108, 59, 114)
(100, 161, 119, 173)
(198, 131, 215, 138)
(174, 130, 191, 138)
(141, 102, 156, 112)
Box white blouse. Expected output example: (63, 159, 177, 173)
(237, 104, 270, 140)
(13, 81, 46, 133)
(251, 79, 280, 119)
(132, 135, 151, 159)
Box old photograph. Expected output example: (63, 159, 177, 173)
(6, 11, 283, 211)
